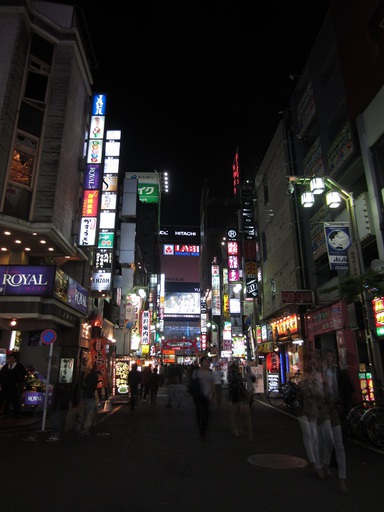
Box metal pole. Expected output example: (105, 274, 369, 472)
(346, 194, 378, 388)
(41, 342, 53, 431)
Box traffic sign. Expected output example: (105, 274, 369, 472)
(41, 329, 57, 345)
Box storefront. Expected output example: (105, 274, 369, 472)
(305, 300, 361, 398)
(0, 265, 90, 401)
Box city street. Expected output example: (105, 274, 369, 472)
(1, 385, 383, 512)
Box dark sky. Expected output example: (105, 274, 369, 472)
(76, 0, 330, 225)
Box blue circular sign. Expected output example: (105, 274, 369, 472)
(41, 329, 57, 345)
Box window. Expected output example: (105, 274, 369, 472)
(9, 149, 35, 188)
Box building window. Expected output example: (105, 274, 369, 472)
(9, 148, 35, 188)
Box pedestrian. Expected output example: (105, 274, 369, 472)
(46, 382, 71, 442)
(77, 365, 100, 436)
(227, 360, 254, 441)
(140, 365, 151, 401)
(0, 352, 26, 418)
(148, 367, 161, 405)
(320, 351, 349, 494)
(324, 349, 355, 421)
(158, 363, 165, 387)
(295, 353, 323, 479)
(165, 363, 178, 408)
(212, 363, 223, 407)
(128, 363, 141, 411)
(192, 356, 214, 440)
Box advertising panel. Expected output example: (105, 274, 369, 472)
(79, 217, 97, 246)
(91, 271, 112, 291)
(372, 297, 384, 337)
(82, 190, 99, 217)
(324, 223, 351, 270)
(0, 265, 55, 296)
(84, 164, 101, 189)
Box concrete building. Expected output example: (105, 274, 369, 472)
(0, 1, 102, 401)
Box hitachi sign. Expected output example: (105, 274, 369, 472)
(174, 231, 197, 236)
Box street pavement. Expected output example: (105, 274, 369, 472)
(1, 385, 383, 512)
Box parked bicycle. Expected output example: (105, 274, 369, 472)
(347, 388, 384, 449)
(267, 374, 300, 411)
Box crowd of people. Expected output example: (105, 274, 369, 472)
(1, 349, 355, 495)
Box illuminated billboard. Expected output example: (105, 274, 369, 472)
(164, 292, 201, 316)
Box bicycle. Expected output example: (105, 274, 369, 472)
(347, 388, 384, 449)
(267, 373, 300, 411)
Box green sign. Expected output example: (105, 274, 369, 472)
(138, 183, 159, 204)
(98, 232, 114, 248)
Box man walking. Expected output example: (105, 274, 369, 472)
(0, 352, 25, 418)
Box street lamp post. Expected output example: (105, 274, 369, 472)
(288, 174, 379, 389)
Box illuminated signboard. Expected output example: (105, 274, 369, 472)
(101, 192, 117, 210)
(125, 172, 160, 204)
(141, 310, 151, 345)
(94, 249, 113, 270)
(212, 264, 221, 316)
(104, 157, 119, 173)
(87, 139, 103, 164)
(98, 232, 115, 248)
(164, 292, 201, 316)
(372, 297, 384, 337)
(84, 164, 101, 189)
(99, 211, 116, 229)
(82, 190, 99, 217)
(90, 114, 105, 139)
(79, 217, 97, 246)
(228, 241, 238, 255)
(78, 94, 107, 247)
(102, 175, 118, 192)
(232, 146, 240, 197)
(0, 265, 55, 296)
(270, 315, 298, 337)
(163, 244, 199, 256)
(91, 271, 112, 291)
(105, 140, 120, 157)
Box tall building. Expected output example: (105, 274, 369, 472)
(0, 1, 100, 393)
(254, 5, 384, 397)
(158, 225, 200, 363)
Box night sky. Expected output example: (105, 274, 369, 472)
(75, 0, 330, 225)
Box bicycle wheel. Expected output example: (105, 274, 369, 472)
(268, 389, 285, 407)
(348, 405, 366, 439)
(363, 407, 384, 449)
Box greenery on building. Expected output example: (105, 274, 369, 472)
(320, 270, 384, 304)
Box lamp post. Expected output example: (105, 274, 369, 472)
(288, 174, 363, 270)
(288, 175, 379, 389)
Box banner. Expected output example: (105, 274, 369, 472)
(324, 223, 351, 270)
